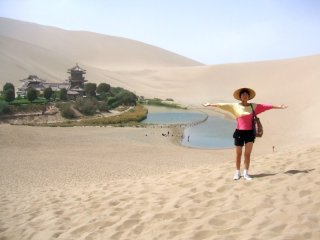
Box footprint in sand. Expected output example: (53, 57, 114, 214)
(52, 231, 63, 238)
(116, 219, 140, 231)
(132, 223, 145, 235)
(216, 186, 228, 193)
(208, 217, 226, 226)
(299, 190, 311, 198)
(168, 230, 180, 238)
(270, 223, 287, 233)
(110, 231, 124, 240)
(109, 200, 120, 206)
(70, 224, 94, 237)
(192, 230, 214, 240)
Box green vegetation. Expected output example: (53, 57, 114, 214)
(27, 88, 38, 102)
(97, 83, 110, 94)
(1, 89, 47, 114)
(10, 98, 48, 105)
(0, 79, 139, 119)
(38, 104, 148, 127)
(3, 83, 15, 92)
(1, 83, 15, 104)
(60, 88, 68, 101)
(84, 83, 97, 97)
(0, 101, 10, 115)
(0, 79, 180, 127)
(57, 102, 77, 119)
(4, 89, 15, 102)
(75, 97, 98, 116)
(43, 87, 53, 100)
(0, 101, 46, 115)
(140, 98, 186, 109)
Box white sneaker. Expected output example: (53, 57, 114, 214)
(243, 174, 252, 181)
(233, 172, 241, 180)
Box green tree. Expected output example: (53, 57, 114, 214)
(3, 83, 15, 102)
(84, 83, 97, 97)
(97, 83, 110, 94)
(3, 82, 15, 92)
(43, 87, 53, 100)
(4, 89, 15, 102)
(116, 90, 137, 106)
(27, 88, 38, 102)
(60, 88, 68, 101)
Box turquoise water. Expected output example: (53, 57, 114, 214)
(141, 106, 207, 125)
(181, 115, 235, 149)
(142, 112, 207, 124)
(142, 106, 236, 149)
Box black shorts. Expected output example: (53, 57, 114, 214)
(233, 129, 255, 147)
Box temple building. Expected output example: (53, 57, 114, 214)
(16, 64, 88, 99)
(66, 64, 88, 98)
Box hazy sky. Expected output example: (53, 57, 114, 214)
(1, 0, 320, 64)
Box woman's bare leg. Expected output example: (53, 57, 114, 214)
(244, 142, 254, 170)
(235, 146, 242, 170)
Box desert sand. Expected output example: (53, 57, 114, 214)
(1, 18, 320, 239)
(1, 125, 320, 240)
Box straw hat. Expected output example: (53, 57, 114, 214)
(233, 87, 256, 100)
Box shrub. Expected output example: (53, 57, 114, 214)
(97, 83, 110, 94)
(0, 101, 10, 115)
(27, 88, 38, 102)
(75, 98, 98, 116)
(96, 92, 107, 101)
(84, 83, 97, 97)
(107, 97, 120, 109)
(80, 104, 148, 125)
(43, 87, 53, 100)
(98, 101, 109, 112)
(60, 88, 68, 101)
(117, 90, 137, 106)
(4, 89, 15, 102)
(59, 103, 77, 119)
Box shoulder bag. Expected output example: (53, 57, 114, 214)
(250, 104, 263, 137)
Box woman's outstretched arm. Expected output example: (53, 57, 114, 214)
(202, 102, 219, 107)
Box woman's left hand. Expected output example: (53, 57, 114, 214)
(279, 104, 288, 109)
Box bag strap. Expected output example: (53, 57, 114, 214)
(250, 103, 259, 120)
(250, 103, 257, 132)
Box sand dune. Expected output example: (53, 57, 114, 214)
(1, 125, 320, 240)
(1, 17, 320, 240)
(2, 18, 320, 148)
(106, 55, 320, 149)
(0, 17, 202, 84)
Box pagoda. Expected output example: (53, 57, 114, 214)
(67, 64, 87, 97)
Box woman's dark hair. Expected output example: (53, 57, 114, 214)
(239, 89, 250, 98)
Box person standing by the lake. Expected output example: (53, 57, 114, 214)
(203, 88, 288, 180)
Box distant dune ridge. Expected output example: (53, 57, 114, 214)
(0, 17, 202, 83)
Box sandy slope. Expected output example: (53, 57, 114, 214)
(1, 125, 320, 240)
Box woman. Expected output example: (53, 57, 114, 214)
(203, 88, 287, 180)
